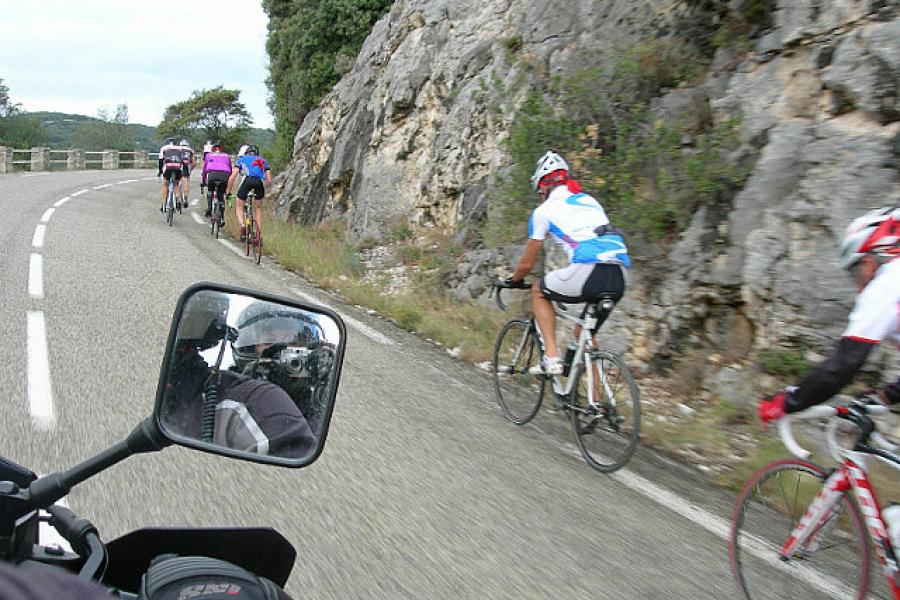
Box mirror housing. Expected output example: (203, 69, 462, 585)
(153, 283, 345, 467)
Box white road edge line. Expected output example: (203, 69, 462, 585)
(191, 212, 205, 225)
(26, 311, 54, 430)
(40, 207, 55, 223)
(32, 225, 46, 248)
(53, 196, 71, 208)
(559, 454, 852, 599)
(28, 254, 43, 298)
(70, 189, 89, 197)
(218, 238, 248, 258)
(288, 286, 395, 346)
(93, 183, 113, 189)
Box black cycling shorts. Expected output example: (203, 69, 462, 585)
(237, 176, 265, 200)
(539, 263, 625, 304)
(162, 167, 182, 182)
(182, 163, 192, 178)
(206, 171, 229, 201)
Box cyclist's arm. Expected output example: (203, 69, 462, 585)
(509, 239, 542, 282)
(226, 165, 240, 195)
(787, 337, 875, 412)
(158, 150, 164, 175)
(264, 168, 272, 188)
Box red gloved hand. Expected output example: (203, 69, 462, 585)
(758, 390, 791, 428)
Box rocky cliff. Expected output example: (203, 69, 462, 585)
(272, 0, 900, 402)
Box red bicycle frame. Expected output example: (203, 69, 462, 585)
(781, 452, 900, 597)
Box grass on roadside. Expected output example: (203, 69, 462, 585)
(223, 203, 508, 363)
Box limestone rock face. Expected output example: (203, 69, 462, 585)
(274, 0, 900, 398)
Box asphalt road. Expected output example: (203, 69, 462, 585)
(0, 170, 890, 598)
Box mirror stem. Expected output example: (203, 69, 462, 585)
(27, 418, 170, 510)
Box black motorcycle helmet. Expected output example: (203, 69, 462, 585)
(245, 144, 260, 156)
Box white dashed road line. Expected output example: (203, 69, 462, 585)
(32, 225, 46, 248)
(93, 183, 113, 190)
(191, 212, 205, 225)
(53, 196, 71, 208)
(28, 254, 43, 298)
(40, 207, 55, 223)
(70, 189, 89, 197)
(26, 311, 54, 429)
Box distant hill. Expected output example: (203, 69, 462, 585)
(26, 111, 274, 152)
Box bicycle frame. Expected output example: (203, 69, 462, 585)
(533, 299, 616, 406)
(167, 178, 176, 212)
(783, 453, 900, 595)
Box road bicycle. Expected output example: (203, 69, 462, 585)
(207, 181, 226, 238)
(164, 176, 181, 227)
(488, 275, 640, 473)
(242, 189, 262, 264)
(729, 398, 900, 599)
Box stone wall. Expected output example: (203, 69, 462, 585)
(274, 0, 900, 401)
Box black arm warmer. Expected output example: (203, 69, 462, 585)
(786, 337, 876, 412)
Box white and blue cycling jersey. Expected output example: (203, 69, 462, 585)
(528, 186, 630, 268)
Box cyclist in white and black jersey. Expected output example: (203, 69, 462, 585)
(760, 207, 900, 424)
(506, 150, 630, 375)
(157, 137, 184, 212)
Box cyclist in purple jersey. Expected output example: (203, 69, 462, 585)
(226, 144, 272, 242)
(201, 141, 232, 219)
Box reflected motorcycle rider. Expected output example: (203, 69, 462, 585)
(162, 292, 316, 459)
(231, 303, 335, 436)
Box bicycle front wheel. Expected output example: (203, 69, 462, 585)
(492, 319, 545, 425)
(729, 459, 870, 600)
(253, 225, 262, 264)
(569, 350, 639, 472)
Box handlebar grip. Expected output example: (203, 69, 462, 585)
(777, 405, 837, 460)
(47, 504, 98, 557)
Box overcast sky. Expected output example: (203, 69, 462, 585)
(0, 1, 273, 129)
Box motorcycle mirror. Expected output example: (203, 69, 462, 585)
(153, 283, 345, 467)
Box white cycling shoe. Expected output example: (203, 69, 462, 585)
(529, 356, 563, 376)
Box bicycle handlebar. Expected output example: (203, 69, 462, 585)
(777, 400, 895, 460)
(488, 275, 530, 312)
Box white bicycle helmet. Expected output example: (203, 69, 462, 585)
(179, 139, 190, 147)
(838, 207, 900, 269)
(530, 150, 569, 191)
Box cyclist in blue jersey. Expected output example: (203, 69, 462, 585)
(505, 150, 629, 375)
(227, 144, 272, 242)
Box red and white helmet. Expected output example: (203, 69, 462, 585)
(838, 207, 900, 269)
(530, 150, 569, 191)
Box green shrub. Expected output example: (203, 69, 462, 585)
(758, 347, 810, 379)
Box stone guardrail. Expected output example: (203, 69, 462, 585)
(0, 147, 157, 173)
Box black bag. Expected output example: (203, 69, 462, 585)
(140, 556, 290, 600)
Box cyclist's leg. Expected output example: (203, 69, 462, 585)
(252, 179, 265, 234)
(160, 172, 170, 209)
(235, 178, 250, 239)
(537, 264, 596, 359)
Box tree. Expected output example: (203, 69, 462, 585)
(157, 87, 251, 151)
(72, 103, 135, 151)
(263, 0, 392, 166)
(0, 78, 47, 147)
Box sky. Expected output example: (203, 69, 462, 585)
(0, 1, 273, 129)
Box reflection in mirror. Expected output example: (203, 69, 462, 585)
(159, 290, 340, 461)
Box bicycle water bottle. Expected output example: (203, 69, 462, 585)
(883, 504, 900, 549)
(562, 342, 578, 377)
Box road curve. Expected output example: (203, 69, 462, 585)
(0, 170, 885, 599)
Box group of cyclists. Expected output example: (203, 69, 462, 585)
(157, 137, 272, 243)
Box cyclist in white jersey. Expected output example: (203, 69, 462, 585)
(506, 150, 629, 375)
(760, 207, 900, 423)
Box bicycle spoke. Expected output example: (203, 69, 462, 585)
(570, 351, 639, 473)
(493, 320, 544, 425)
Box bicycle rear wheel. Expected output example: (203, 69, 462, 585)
(252, 224, 262, 264)
(569, 350, 639, 472)
(492, 319, 545, 425)
(244, 219, 252, 256)
(729, 459, 870, 600)
(166, 192, 174, 227)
